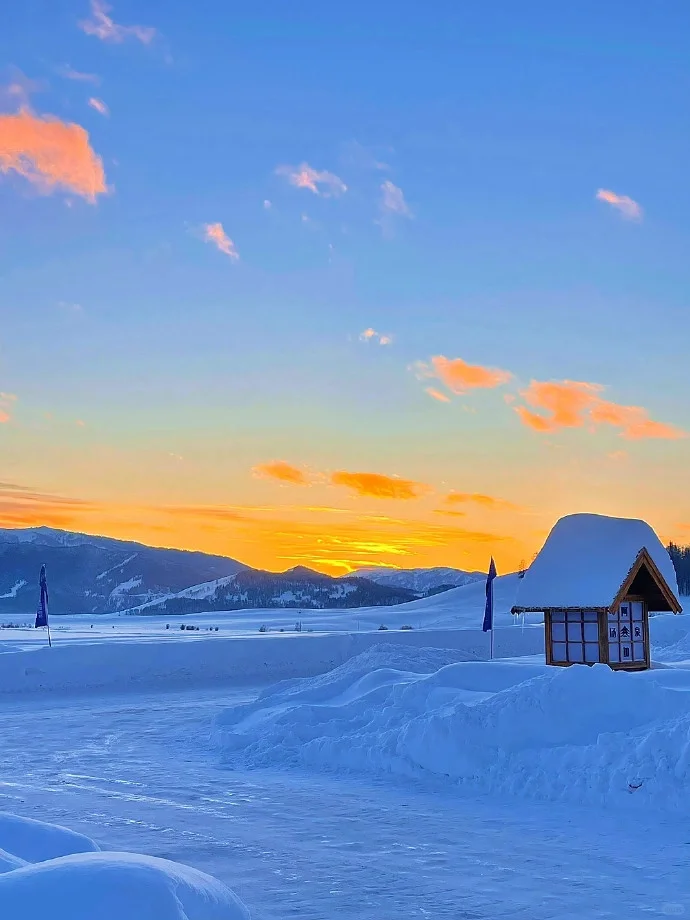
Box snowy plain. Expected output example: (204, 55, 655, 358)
(0, 578, 689, 918)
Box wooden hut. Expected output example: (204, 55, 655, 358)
(512, 513, 682, 671)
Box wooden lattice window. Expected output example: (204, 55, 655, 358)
(550, 610, 600, 664)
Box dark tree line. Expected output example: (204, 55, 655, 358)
(667, 543, 690, 596)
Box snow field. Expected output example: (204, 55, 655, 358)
(0, 813, 249, 920)
(215, 620, 690, 815)
(0, 624, 544, 695)
(0, 572, 532, 637)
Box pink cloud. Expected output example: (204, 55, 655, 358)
(379, 180, 411, 218)
(0, 393, 17, 423)
(78, 0, 156, 45)
(425, 387, 450, 403)
(359, 328, 392, 345)
(276, 162, 347, 197)
(88, 97, 109, 117)
(202, 222, 239, 261)
(596, 188, 642, 221)
(58, 65, 101, 85)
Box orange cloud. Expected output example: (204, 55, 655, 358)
(0, 108, 107, 201)
(445, 492, 522, 511)
(330, 471, 430, 500)
(415, 355, 512, 396)
(518, 380, 600, 430)
(202, 222, 239, 260)
(0, 481, 98, 529)
(79, 0, 156, 44)
(276, 162, 347, 197)
(590, 403, 684, 441)
(88, 97, 109, 117)
(426, 387, 450, 403)
(514, 405, 554, 432)
(252, 461, 310, 486)
(359, 328, 392, 345)
(515, 379, 684, 440)
(596, 188, 642, 221)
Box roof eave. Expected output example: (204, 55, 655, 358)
(511, 605, 610, 614)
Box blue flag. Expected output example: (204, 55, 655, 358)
(482, 557, 497, 632)
(35, 564, 49, 629)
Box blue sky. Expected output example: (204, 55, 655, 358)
(0, 0, 689, 571)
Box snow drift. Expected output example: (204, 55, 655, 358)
(216, 635, 690, 814)
(0, 813, 249, 920)
(0, 812, 98, 864)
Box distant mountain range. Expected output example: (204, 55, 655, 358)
(0, 527, 245, 615)
(351, 566, 484, 594)
(0, 527, 483, 615)
(129, 565, 419, 615)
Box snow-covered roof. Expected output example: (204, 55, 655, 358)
(512, 513, 681, 612)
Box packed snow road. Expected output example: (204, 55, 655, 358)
(0, 687, 686, 920)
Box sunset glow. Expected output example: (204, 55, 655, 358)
(1, 2, 688, 577)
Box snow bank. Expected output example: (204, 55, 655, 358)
(216, 643, 690, 813)
(0, 815, 249, 920)
(647, 613, 690, 663)
(0, 626, 543, 695)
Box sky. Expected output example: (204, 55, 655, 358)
(1, 0, 689, 575)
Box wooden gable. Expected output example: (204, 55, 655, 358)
(612, 547, 681, 614)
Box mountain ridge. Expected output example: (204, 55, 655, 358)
(0, 527, 483, 615)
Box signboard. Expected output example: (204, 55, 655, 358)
(608, 602, 645, 665)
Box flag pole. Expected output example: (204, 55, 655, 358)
(490, 585, 494, 661)
(46, 597, 52, 648)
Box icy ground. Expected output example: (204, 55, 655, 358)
(0, 608, 687, 918)
(0, 678, 688, 919)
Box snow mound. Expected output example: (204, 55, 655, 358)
(0, 852, 249, 920)
(0, 848, 27, 874)
(0, 814, 249, 920)
(253, 643, 471, 705)
(0, 812, 99, 864)
(216, 646, 690, 812)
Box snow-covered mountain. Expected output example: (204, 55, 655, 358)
(0, 529, 419, 615)
(124, 565, 418, 614)
(350, 566, 485, 594)
(0, 528, 246, 614)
